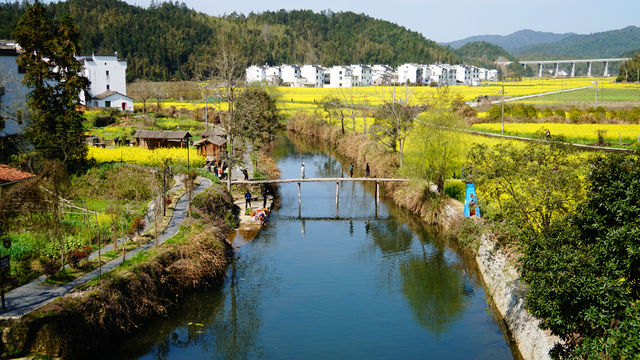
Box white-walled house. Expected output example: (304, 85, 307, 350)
(428, 64, 457, 86)
(246, 65, 267, 83)
(397, 63, 422, 84)
(78, 54, 133, 111)
(326, 66, 356, 88)
(453, 65, 480, 86)
(300, 65, 325, 87)
(280, 64, 302, 85)
(371, 64, 395, 85)
(0, 41, 28, 138)
(350, 65, 372, 86)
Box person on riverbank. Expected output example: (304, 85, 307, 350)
(262, 189, 268, 208)
(245, 190, 252, 209)
(349, 163, 354, 178)
(365, 162, 370, 177)
(300, 163, 306, 179)
(217, 166, 223, 179)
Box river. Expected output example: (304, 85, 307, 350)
(117, 136, 519, 359)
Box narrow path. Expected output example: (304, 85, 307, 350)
(468, 85, 594, 107)
(230, 141, 254, 180)
(0, 176, 212, 320)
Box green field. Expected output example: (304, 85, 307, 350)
(512, 88, 640, 107)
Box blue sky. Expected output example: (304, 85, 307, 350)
(56, 0, 640, 42)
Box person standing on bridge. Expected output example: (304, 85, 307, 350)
(242, 167, 249, 181)
(300, 163, 306, 179)
(349, 163, 354, 178)
(365, 162, 370, 177)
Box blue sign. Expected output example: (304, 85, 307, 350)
(464, 182, 481, 218)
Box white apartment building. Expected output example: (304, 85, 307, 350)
(452, 65, 480, 86)
(246, 65, 267, 83)
(327, 66, 356, 88)
(78, 54, 133, 111)
(350, 65, 372, 86)
(280, 64, 302, 85)
(397, 63, 422, 84)
(371, 64, 395, 85)
(300, 65, 325, 87)
(428, 64, 457, 86)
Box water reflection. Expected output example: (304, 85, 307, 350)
(117, 135, 516, 360)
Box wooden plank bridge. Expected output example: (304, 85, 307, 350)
(231, 177, 409, 208)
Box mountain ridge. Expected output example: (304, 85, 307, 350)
(0, 0, 458, 81)
(446, 29, 575, 51)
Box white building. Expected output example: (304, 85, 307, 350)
(0, 41, 28, 138)
(327, 66, 356, 88)
(300, 65, 325, 87)
(350, 64, 372, 86)
(428, 64, 457, 86)
(280, 64, 302, 85)
(246, 65, 267, 83)
(78, 54, 133, 111)
(371, 64, 395, 85)
(397, 63, 422, 84)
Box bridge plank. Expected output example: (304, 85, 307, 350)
(230, 177, 409, 185)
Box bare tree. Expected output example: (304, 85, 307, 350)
(208, 29, 247, 190)
(370, 86, 424, 167)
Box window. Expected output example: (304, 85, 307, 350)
(106, 70, 109, 76)
(105, 100, 111, 107)
(106, 85, 110, 90)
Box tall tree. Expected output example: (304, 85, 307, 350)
(13, 3, 89, 170)
(235, 86, 282, 169)
(369, 87, 423, 166)
(209, 28, 246, 190)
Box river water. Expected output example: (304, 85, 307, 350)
(118, 136, 518, 359)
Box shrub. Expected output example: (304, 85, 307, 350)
(192, 185, 239, 229)
(554, 108, 566, 119)
(444, 179, 465, 201)
(567, 107, 583, 123)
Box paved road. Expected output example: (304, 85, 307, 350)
(0, 176, 212, 319)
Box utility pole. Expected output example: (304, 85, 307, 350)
(501, 80, 505, 135)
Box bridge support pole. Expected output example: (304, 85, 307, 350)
(604, 61, 609, 77)
(587, 62, 592, 77)
(297, 182, 301, 208)
(554, 63, 559, 77)
(375, 181, 380, 218)
(538, 63, 543, 77)
(336, 181, 339, 207)
(571, 63, 576, 77)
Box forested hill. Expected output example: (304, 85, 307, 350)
(453, 41, 515, 69)
(0, 0, 457, 81)
(513, 26, 640, 58)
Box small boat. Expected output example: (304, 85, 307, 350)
(464, 182, 481, 218)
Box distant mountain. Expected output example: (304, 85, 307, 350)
(513, 26, 640, 58)
(453, 41, 515, 69)
(0, 0, 457, 81)
(446, 29, 574, 51)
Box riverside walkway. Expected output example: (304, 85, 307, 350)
(0, 176, 212, 320)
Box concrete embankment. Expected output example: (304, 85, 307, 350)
(287, 119, 560, 360)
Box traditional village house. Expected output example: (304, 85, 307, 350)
(0, 164, 35, 195)
(132, 130, 192, 150)
(77, 54, 134, 111)
(195, 127, 228, 163)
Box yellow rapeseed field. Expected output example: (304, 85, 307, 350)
(88, 147, 204, 167)
(471, 123, 640, 143)
(136, 77, 636, 114)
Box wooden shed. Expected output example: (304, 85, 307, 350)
(132, 130, 192, 150)
(194, 135, 227, 161)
